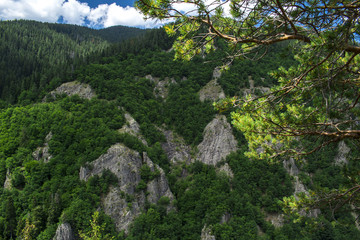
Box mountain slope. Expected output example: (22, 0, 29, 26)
(0, 25, 359, 240)
(0, 20, 146, 104)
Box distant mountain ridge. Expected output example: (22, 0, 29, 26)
(0, 20, 146, 104)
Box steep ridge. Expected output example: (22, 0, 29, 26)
(196, 115, 238, 166)
(79, 144, 174, 233)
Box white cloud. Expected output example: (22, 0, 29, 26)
(61, 0, 90, 25)
(102, 3, 162, 28)
(88, 4, 108, 26)
(0, 0, 163, 28)
(0, 0, 64, 22)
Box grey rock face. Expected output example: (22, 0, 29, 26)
(53, 223, 74, 240)
(102, 186, 145, 233)
(199, 79, 226, 102)
(3, 170, 11, 190)
(283, 158, 299, 176)
(265, 213, 284, 228)
(212, 67, 222, 80)
(242, 76, 270, 97)
(201, 225, 216, 240)
(146, 75, 176, 99)
(196, 115, 238, 166)
(160, 129, 192, 164)
(217, 163, 234, 178)
(145, 153, 175, 211)
(283, 158, 320, 218)
(80, 143, 142, 194)
(48, 81, 96, 100)
(118, 113, 148, 146)
(80, 144, 174, 233)
(32, 132, 53, 163)
(334, 141, 350, 165)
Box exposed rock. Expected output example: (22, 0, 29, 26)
(217, 163, 234, 178)
(80, 144, 174, 233)
(249, 76, 255, 89)
(265, 213, 284, 228)
(293, 176, 307, 195)
(80, 143, 142, 194)
(212, 67, 222, 80)
(283, 159, 308, 195)
(32, 132, 53, 163)
(199, 79, 226, 102)
(48, 81, 96, 100)
(220, 212, 231, 224)
(201, 225, 216, 240)
(283, 158, 320, 218)
(283, 158, 300, 176)
(146, 75, 176, 99)
(160, 129, 192, 164)
(79, 166, 90, 181)
(242, 76, 270, 97)
(3, 169, 11, 190)
(196, 115, 237, 166)
(118, 113, 148, 146)
(334, 141, 350, 165)
(146, 169, 175, 212)
(53, 223, 74, 240)
(102, 186, 145, 233)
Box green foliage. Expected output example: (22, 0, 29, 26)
(79, 211, 115, 240)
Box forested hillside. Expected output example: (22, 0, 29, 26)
(0, 20, 146, 104)
(0, 21, 359, 240)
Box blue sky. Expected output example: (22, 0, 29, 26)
(85, 1, 135, 8)
(0, 0, 162, 28)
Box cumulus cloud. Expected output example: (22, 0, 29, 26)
(0, 0, 163, 28)
(88, 3, 163, 28)
(0, 0, 230, 28)
(0, 0, 64, 22)
(61, 0, 90, 25)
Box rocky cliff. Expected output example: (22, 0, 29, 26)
(118, 113, 148, 146)
(53, 223, 74, 240)
(79, 143, 174, 233)
(199, 67, 225, 102)
(196, 115, 238, 165)
(32, 132, 53, 163)
(160, 128, 192, 164)
(146, 75, 176, 99)
(48, 81, 96, 100)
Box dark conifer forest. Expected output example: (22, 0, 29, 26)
(0, 20, 359, 239)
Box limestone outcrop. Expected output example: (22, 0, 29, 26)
(48, 81, 96, 100)
(199, 67, 225, 102)
(199, 79, 226, 102)
(201, 225, 216, 240)
(118, 113, 148, 146)
(160, 129, 192, 164)
(196, 115, 237, 166)
(79, 143, 174, 233)
(217, 163, 234, 178)
(143, 153, 175, 211)
(334, 141, 350, 165)
(53, 223, 74, 240)
(3, 170, 11, 190)
(146, 75, 176, 99)
(283, 158, 320, 218)
(32, 132, 53, 163)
